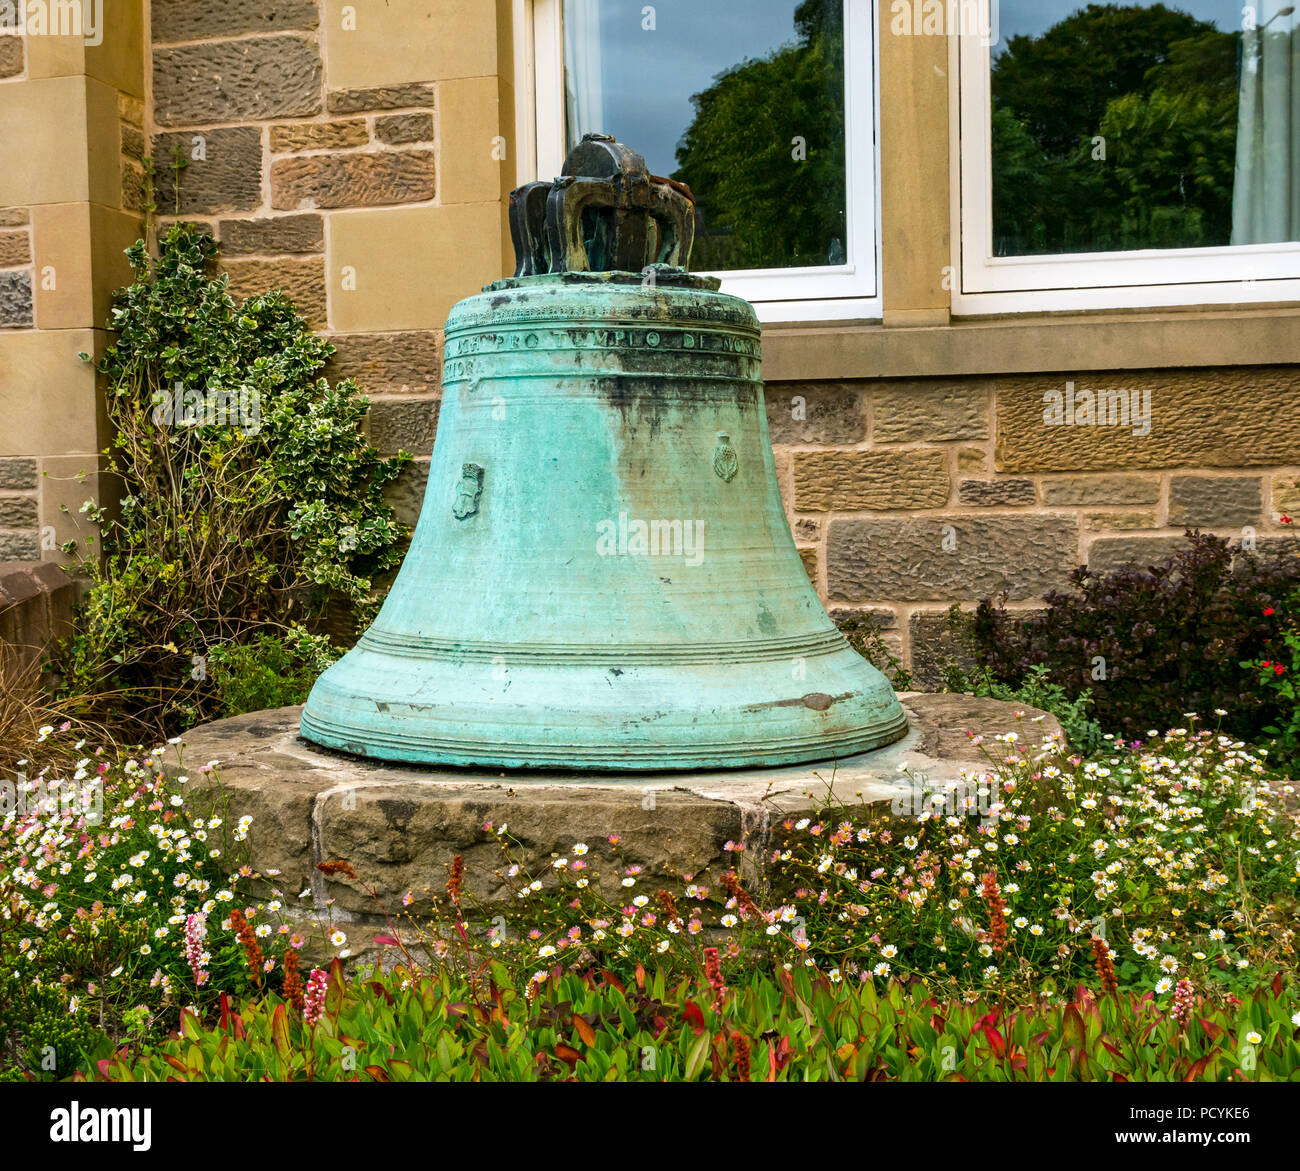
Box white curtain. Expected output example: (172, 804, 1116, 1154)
(563, 0, 606, 150)
(1232, 1, 1300, 244)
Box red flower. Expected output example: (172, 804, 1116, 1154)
(1281, 515, 1293, 525)
(732, 1034, 751, 1082)
(980, 872, 1009, 957)
(1275, 664, 1286, 676)
(1091, 935, 1119, 996)
(1262, 661, 1274, 669)
(1264, 607, 1275, 617)
(703, 947, 725, 991)
(282, 949, 305, 1015)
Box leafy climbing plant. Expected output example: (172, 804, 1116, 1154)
(59, 223, 410, 732)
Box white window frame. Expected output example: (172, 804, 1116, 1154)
(954, 1, 1300, 315)
(514, 0, 882, 322)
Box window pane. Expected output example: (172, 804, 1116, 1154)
(991, 1, 1299, 256)
(562, 0, 847, 270)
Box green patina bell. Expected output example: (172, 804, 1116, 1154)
(300, 134, 907, 769)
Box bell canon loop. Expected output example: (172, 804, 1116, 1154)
(300, 134, 908, 770)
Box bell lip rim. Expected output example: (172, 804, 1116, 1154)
(296, 706, 911, 774)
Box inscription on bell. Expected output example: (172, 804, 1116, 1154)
(447, 329, 760, 358)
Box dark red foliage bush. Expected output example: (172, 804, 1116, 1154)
(971, 531, 1300, 743)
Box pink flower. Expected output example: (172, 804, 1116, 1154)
(703, 947, 725, 992)
(303, 969, 329, 1027)
(184, 913, 207, 986)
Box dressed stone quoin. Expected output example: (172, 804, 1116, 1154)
(300, 134, 908, 769)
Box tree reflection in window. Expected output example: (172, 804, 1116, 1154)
(991, 3, 1242, 256)
(671, 0, 847, 271)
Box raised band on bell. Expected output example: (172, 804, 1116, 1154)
(299, 133, 908, 770)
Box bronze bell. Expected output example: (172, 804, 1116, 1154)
(300, 134, 907, 769)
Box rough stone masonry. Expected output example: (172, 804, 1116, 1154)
(164, 695, 1062, 959)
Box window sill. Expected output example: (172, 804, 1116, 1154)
(760, 303, 1300, 381)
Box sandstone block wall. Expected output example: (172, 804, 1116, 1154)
(766, 371, 1300, 685)
(0, 13, 145, 567)
(148, 0, 516, 528)
(2, 6, 1298, 696)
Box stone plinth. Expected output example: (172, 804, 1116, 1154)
(0, 562, 77, 674)
(164, 695, 1062, 948)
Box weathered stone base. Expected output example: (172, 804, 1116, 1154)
(165, 695, 1061, 956)
(0, 562, 76, 674)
